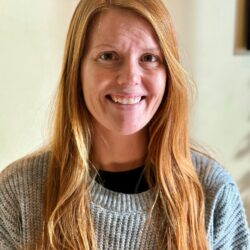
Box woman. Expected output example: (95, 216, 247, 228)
(0, 0, 249, 249)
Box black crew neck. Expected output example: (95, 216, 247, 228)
(95, 166, 149, 194)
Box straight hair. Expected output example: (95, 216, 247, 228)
(39, 1, 209, 249)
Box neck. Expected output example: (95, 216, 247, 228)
(91, 126, 148, 172)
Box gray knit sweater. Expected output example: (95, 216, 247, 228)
(0, 151, 249, 250)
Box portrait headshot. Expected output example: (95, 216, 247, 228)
(0, 0, 249, 249)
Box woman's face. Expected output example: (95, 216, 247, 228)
(81, 8, 166, 135)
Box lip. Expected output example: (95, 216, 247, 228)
(106, 91, 146, 99)
(105, 94, 146, 109)
(106, 93, 146, 102)
(109, 95, 142, 105)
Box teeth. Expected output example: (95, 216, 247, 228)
(110, 95, 142, 105)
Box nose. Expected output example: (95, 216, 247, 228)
(117, 58, 141, 86)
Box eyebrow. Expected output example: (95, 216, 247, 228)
(92, 44, 116, 49)
(92, 44, 162, 52)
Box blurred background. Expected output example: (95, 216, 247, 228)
(0, 0, 249, 221)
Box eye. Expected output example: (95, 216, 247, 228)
(140, 54, 159, 63)
(99, 52, 119, 61)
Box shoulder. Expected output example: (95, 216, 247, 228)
(191, 150, 239, 217)
(191, 150, 234, 193)
(0, 150, 50, 249)
(0, 150, 50, 190)
(192, 151, 250, 249)
(1, 150, 50, 179)
(0, 148, 50, 183)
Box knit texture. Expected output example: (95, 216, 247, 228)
(0, 151, 249, 250)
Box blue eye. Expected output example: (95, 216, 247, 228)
(141, 54, 158, 63)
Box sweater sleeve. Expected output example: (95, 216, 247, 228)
(212, 182, 250, 250)
(0, 168, 22, 250)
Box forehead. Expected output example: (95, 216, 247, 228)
(85, 7, 160, 48)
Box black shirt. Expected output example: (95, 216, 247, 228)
(95, 166, 149, 194)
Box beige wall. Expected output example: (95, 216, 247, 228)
(0, 0, 249, 217)
(165, 0, 250, 220)
(165, 0, 250, 176)
(0, 0, 78, 168)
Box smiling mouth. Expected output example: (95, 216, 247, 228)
(106, 95, 146, 105)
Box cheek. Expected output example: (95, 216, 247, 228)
(83, 66, 115, 92)
(82, 70, 102, 103)
(149, 71, 167, 99)
(81, 68, 96, 110)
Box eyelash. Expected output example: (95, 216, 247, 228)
(99, 52, 118, 61)
(98, 52, 160, 64)
(140, 54, 159, 63)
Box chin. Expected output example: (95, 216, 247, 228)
(92, 118, 148, 136)
(111, 125, 147, 136)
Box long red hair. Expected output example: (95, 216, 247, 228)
(38, 1, 209, 249)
